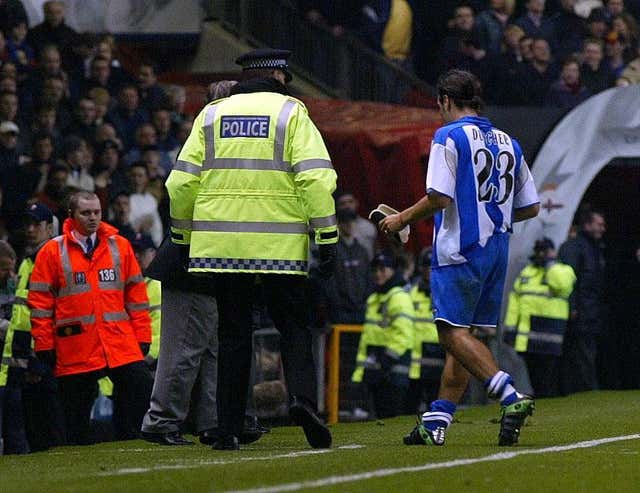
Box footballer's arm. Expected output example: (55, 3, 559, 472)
(513, 203, 540, 223)
(379, 191, 452, 233)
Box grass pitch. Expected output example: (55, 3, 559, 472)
(1, 391, 639, 493)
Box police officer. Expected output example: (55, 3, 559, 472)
(504, 238, 576, 397)
(352, 251, 414, 418)
(166, 49, 337, 450)
(405, 247, 444, 414)
(1, 204, 66, 453)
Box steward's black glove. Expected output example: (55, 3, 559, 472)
(139, 343, 151, 356)
(35, 350, 56, 373)
(317, 243, 337, 280)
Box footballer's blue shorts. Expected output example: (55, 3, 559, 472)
(430, 233, 509, 328)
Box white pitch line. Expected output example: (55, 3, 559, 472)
(226, 434, 640, 493)
(97, 449, 334, 476)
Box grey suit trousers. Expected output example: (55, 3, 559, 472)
(142, 287, 218, 434)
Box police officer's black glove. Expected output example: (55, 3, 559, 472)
(178, 244, 190, 271)
(139, 343, 151, 356)
(35, 350, 56, 373)
(317, 243, 337, 280)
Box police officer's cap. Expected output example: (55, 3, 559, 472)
(533, 237, 555, 252)
(371, 251, 397, 270)
(235, 48, 293, 82)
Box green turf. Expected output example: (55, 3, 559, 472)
(1, 391, 639, 493)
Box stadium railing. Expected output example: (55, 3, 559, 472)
(209, 0, 436, 104)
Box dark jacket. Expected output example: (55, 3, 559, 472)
(580, 63, 615, 94)
(145, 234, 214, 295)
(322, 237, 372, 324)
(558, 231, 605, 330)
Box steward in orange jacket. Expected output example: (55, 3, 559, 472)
(29, 217, 151, 376)
(28, 191, 153, 444)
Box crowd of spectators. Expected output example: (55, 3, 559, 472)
(298, 0, 640, 107)
(0, 0, 190, 257)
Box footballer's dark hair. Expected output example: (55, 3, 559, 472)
(436, 69, 484, 111)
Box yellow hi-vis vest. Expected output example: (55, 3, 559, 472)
(166, 91, 338, 275)
(145, 278, 161, 360)
(408, 284, 444, 380)
(504, 262, 576, 356)
(352, 286, 414, 383)
(1, 256, 36, 386)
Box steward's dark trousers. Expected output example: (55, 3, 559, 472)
(58, 361, 153, 445)
(215, 274, 317, 437)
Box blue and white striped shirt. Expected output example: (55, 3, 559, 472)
(426, 116, 539, 267)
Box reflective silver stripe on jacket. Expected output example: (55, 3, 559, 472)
(57, 237, 91, 297)
(415, 317, 434, 323)
(517, 290, 555, 299)
(273, 100, 296, 162)
(191, 221, 308, 234)
(390, 364, 409, 375)
(126, 274, 144, 285)
(29, 282, 51, 292)
(292, 159, 333, 173)
(1, 356, 29, 369)
(202, 157, 334, 174)
(203, 158, 291, 172)
(54, 314, 96, 327)
(125, 302, 150, 312)
(203, 103, 218, 164)
(149, 304, 161, 312)
(309, 214, 337, 229)
(171, 218, 193, 230)
(413, 357, 445, 367)
(98, 237, 123, 290)
(31, 309, 54, 318)
(189, 257, 307, 272)
(13, 296, 27, 306)
(103, 311, 130, 322)
(173, 160, 201, 176)
(526, 332, 564, 344)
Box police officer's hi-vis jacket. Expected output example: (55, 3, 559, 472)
(503, 262, 576, 356)
(408, 283, 444, 380)
(166, 92, 338, 274)
(0, 251, 39, 387)
(352, 285, 415, 384)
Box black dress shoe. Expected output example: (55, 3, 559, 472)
(239, 416, 268, 444)
(141, 431, 195, 446)
(289, 397, 332, 449)
(199, 428, 220, 445)
(211, 435, 240, 450)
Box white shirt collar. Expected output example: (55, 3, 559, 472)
(72, 230, 98, 253)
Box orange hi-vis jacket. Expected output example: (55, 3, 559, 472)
(28, 219, 151, 377)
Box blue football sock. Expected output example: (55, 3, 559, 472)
(422, 399, 456, 431)
(485, 370, 519, 406)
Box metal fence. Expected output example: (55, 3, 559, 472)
(210, 0, 435, 103)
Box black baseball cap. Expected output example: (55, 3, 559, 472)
(24, 203, 54, 224)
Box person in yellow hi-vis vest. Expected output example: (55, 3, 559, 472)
(165, 48, 337, 450)
(405, 248, 444, 414)
(352, 251, 414, 418)
(504, 238, 575, 397)
(1, 204, 65, 454)
(130, 234, 161, 367)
